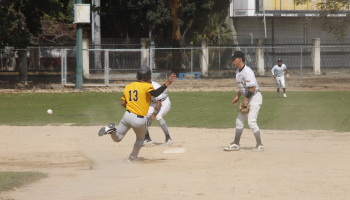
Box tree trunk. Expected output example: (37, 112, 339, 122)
(170, 0, 183, 47)
(169, 0, 184, 74)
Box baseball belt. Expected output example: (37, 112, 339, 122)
(126, 110, 144, 118)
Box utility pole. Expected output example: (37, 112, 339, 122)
(76, 0, 83, 89)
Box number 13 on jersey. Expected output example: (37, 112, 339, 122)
(128, 90, 138, 102)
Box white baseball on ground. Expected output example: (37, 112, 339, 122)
(47, 109, 53, 115)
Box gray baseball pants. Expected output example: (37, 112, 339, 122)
(110, 111, 147, 159)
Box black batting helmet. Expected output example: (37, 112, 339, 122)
(137, 66, 152, 81)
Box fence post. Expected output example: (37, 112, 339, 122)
(140, 38, 149, 67)
(82, 39, 90, 79)
(300, 47, 303, 84)
(201, 39, 209, 77)
(38, 47, 41, 70)
(25, 49, 28, 85)
(256, 39, 265, 75)
(64, 49, 67, 86)
(1, 51, 3, 70)
(61, 49, 64, 87)
(191, 48, 193, 84)
(104, 50, 109, 86)
(312, 38, 321, 75)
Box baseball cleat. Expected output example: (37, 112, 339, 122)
(224, 142, 240, 151)
(253, 144, 264, 152)
(143, 138, 153, 145)
(283, 94, 287, 98)
(98, 123, 116, 136)
(126, 156, 136, 163)
(165, 138, 173, 144)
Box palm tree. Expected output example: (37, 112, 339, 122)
(193, 13, 233, 45)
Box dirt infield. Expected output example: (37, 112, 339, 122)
(1, 126, 350, 200)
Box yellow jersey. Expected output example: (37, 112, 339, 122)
(121, 82, 154, 116)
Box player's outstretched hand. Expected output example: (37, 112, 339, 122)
(166, 73, 176, 86)
(232, 96, 239, 105)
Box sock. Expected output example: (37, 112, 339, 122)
(158, 119, 170, 139)
(233, 128, 243, 144)
(145, 130, 151, 140)
(253, 131, 262, 145)
(277, 88, 280, 93)
(283, 88, 286, 93)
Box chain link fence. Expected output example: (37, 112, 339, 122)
(1, 45, 350, 86)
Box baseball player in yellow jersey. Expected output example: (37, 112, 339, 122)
(98, 66, 176, 162)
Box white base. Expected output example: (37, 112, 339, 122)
(163, 148, 187, 154)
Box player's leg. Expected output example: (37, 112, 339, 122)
(224, 112, 247, 151)
(276, 77, 281, 96)
(247, 93, 264, 151)
(144, 104, 155, 144)
(110, 111, 131, 142)
(128, 117, 148, 162)
(156, 98, 172, 143)
(281, 77, 287, 97)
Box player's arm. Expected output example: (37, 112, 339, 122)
(286, 68, 289, 74)
(149, 73, 176, 97)
(271, 67, 276, 78)
(244, 86, 256, 103)
(150, 100, 161, 120)
(121, 99, 126, 108)
(232, 91, 241, 105)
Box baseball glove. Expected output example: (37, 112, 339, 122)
(146, 117, 153, 126)
(286, 74, 290, 78)
(237, 101, 250, 114)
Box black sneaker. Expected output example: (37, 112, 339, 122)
(98, 123, 116, 136)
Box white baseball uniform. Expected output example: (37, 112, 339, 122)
(146, 81, 171, 121)
(235, 65, 262, 133)
(271, 64, 287, 88)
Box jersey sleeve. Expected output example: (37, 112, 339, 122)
(271, 66, 275, 75)
(121, 93, 126, 100)
(152, 81, 165, 101)
(245, 71, 258, 88)
(284, 64, 287, 69)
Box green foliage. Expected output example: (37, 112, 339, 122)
(193, 13, 233, 45)
(0, 0, 65, 48)
(115, 0, 215, 36)
(1, 91, 350, 132)
(295, 0, 350, 39)
(0, 171, 47, 192)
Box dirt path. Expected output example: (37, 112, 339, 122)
(1, 126, 350, 200)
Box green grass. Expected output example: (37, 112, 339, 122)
(0, 171, 47, 193)
(0, 91, 350, 131)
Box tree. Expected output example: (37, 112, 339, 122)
(0, 0, 67, 49)
(193, 13, 233, 45)
(119, 0, 215, 47)
(295, 0, 350, 39)
(0, 0, 73, 80)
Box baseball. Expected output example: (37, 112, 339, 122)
(47, 109, 53, 115)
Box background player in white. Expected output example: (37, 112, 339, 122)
(271, 59, 289, 97)
(144, 81, 173, 145)
(224, 51, 264, 152)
